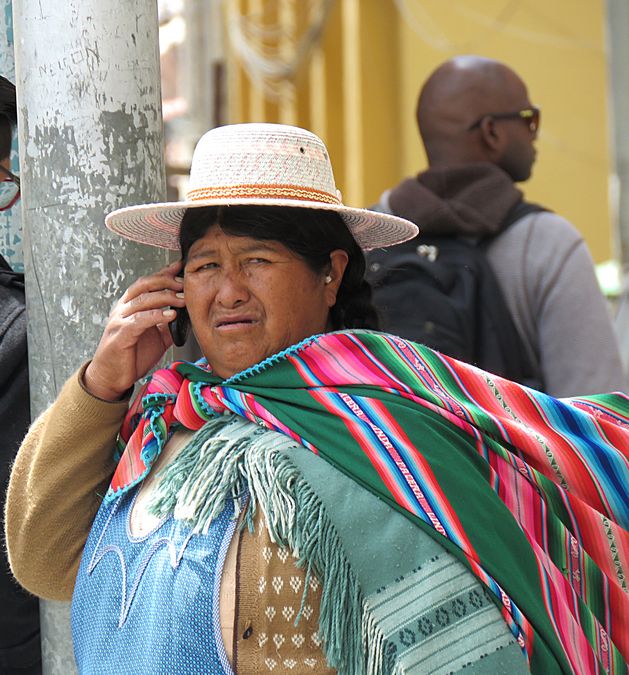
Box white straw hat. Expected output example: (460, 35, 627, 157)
(105, 123, 418, 251)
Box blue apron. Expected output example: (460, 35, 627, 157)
(72, 486, 236, 674)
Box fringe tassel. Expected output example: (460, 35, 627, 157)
(364, 609, 385, 675)
(148, 415, 390, 675)
(149, 416, 251, 532)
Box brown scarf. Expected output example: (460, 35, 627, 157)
(387, 162, 523, 237)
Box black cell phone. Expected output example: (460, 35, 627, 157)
(168, 307, 190, 347)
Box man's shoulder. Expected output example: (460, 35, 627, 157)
(499, 207, 583, 247)
(485, 207, 590, 286)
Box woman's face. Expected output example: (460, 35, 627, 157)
(184, 224, 347, 378)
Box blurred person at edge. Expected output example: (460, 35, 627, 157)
(0, 76, 42, 675)
(371, 55, 625, 397)
(5, 123, 629, 674)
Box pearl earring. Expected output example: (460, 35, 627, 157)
(324, 275, 332, 284)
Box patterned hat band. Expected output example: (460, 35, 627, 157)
(186, 183, 341, 206)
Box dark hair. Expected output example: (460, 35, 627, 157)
(0, 77, 16, 161)
(179, 205, 379, 330)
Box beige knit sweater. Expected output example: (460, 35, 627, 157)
(5, 365, 333, 673)
(5, 362, 123, 600)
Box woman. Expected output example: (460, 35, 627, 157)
(6, 124, 628, 675)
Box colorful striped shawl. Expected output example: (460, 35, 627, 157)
(107, 331, 629, 674)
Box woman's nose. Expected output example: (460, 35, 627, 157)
(215, 268, 250, 307)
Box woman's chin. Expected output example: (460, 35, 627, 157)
(204, 346, 270, 379)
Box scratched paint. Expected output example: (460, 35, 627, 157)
(13, 2, 167, 672)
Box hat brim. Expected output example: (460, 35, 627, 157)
(104, 197, 419, 251)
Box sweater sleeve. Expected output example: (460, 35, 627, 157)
(488, 212, 626, 397)
(487, 212, 626, 397)
(533, 229, 626, 397)
(4, 363, 129, 600)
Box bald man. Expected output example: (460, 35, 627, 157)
(370, 55, 624, 397)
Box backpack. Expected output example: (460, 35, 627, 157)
(365, 202, 545, 389)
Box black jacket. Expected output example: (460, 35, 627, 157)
(0, 255, 41, 675)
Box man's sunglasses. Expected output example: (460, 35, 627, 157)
(468, 106, 541, 134)
(0, 164, 20, 212)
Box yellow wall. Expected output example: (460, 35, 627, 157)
(226, 0, 614, 262)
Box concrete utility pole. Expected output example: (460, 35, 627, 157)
(13, 0, 166, 672)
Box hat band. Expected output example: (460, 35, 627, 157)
(186, 183, 340, 205)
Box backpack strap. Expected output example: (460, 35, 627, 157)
(478, 200, 548, 389)
(502, 200, 548, 229)
(473, 250, 543, 389)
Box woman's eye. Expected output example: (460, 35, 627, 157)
(193, 262, 218, 272)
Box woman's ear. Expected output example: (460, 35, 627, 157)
(324, 249, 349, 307)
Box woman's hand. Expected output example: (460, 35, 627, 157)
(83, 261, 186, 401)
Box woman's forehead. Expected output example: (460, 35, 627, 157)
(187, 226, 292, 259)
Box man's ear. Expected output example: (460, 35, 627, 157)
(479, 116, 502, 152)
(324, 249, 349, 307)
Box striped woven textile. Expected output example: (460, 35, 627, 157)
(107, 331, 629, 674)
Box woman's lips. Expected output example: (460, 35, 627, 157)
(215, 317, 258, 330)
